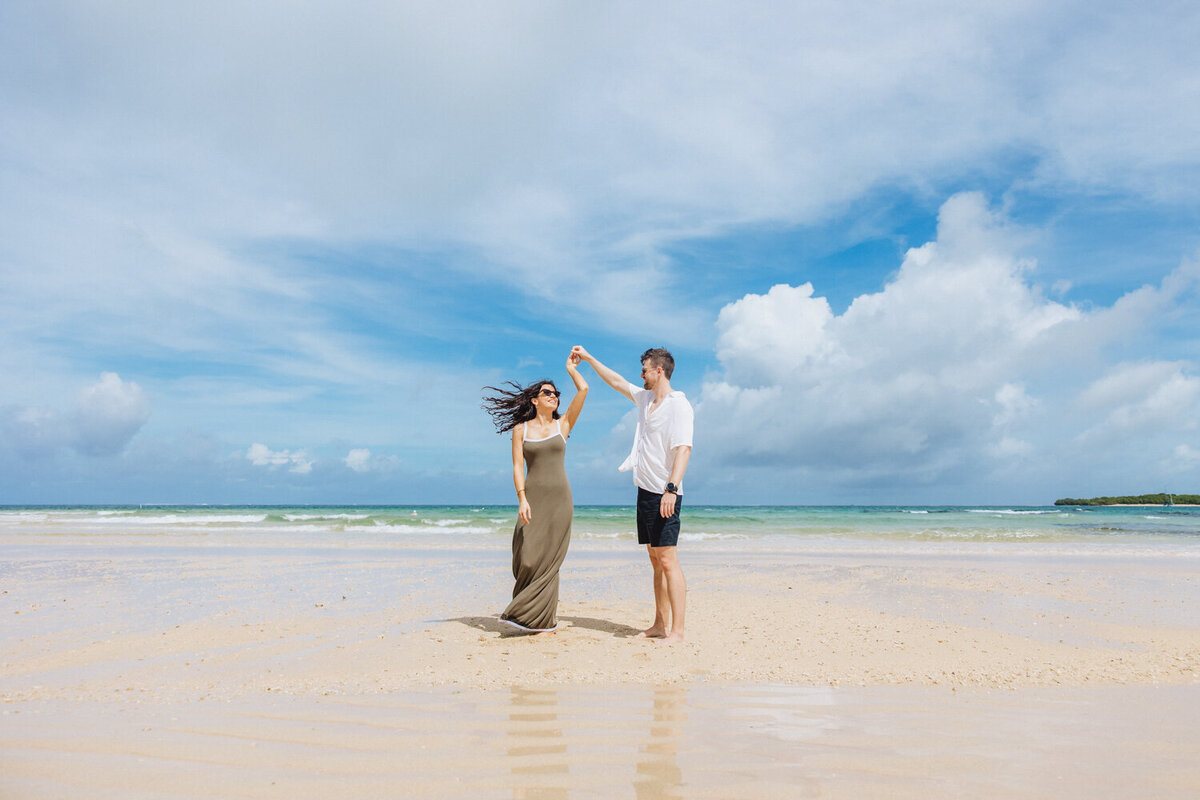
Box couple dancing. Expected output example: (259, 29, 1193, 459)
(482, 346, 694, 643)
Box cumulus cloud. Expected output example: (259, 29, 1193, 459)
(70, 372, 151, 456)
(1076, 362, 1200, 446)
(2, 372, 149, 458)
(246, 443, 313, 474)
(344, 448, 371, 473)
(698, 193, 1200, 494)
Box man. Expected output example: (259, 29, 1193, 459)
(571, 345, 694, 643)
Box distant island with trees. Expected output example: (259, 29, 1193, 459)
(1054, 493, 1200, 506)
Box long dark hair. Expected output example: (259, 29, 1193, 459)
(481, 379, 560, 432)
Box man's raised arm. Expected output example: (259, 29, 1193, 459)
(571, 346, 635, 402)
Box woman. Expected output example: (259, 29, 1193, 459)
(482, 352, 588, 633)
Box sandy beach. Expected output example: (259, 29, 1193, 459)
(3, 532, 1200, 797)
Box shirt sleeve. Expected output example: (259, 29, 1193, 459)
(670, 399, 694, 450)
(627, 381, 645, 403)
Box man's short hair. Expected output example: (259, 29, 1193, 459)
(641, 348, 675, 380)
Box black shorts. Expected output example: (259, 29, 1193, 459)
(636, 487, 682, 547)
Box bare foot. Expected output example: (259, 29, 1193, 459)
(636, 627, 667, 638)
(659, 631, 685, 643)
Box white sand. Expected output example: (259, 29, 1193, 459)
(2, 540, 1199, 797)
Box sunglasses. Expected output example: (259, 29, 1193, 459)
(539, 389, 561, 398)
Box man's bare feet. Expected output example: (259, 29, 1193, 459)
(636, 626, 667, 638)
(660, 631, 685, 643)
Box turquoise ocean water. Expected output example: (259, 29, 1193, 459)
(3, 504, 1199, 555)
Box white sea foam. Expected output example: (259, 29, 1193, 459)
(918, 529, 1043, 540)
(0, 511, 49, 524)
(414, 525, 497, 536)
(681, 532, 750, 541)
(282, 514, 371, 522)
(85, 514, 271, 526)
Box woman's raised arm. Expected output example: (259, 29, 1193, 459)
(562, 352, 589, 436)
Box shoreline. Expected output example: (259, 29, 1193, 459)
(1088, 503, 1200, 507)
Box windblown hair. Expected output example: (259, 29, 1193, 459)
(641, 347, 675, 380)
(481, 379, 560, 433)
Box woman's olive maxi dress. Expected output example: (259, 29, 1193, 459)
(501, 421, 572, 631)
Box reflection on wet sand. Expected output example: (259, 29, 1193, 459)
(635, 687, 686, 799)
(4, 682, 1197, 798)
(508, 687, 568, 800)
(501, 685, 687, 799)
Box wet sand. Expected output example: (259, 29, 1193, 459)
(2, 538, 1199, 797)
(5, 684, 1199, 799)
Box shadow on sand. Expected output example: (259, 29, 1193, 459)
(447, 615, 641, 638)
(557, 616, 642, 638)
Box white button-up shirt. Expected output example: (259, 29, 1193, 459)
(619, 382, 694, 494)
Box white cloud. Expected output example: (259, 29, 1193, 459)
(70, 372, 151, 456)
(2, 372, 149, 458)
(715, 283, 836, 388)
(697, 193, 1199, 496)
(344, 448, 371, 473)
(1076, 363, 1200, 445)
(989, 437, 1034, 460)
(1169, 444, 1200, 470)
(345, 450, 405, 474)
(992, 383, 1037, 428)
(246, 443, 313, 474)
(341, 448, 403, 474)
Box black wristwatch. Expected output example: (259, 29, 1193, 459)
(664, 482, 678, 494)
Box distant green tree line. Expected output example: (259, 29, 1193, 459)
(1054, 493, 1200, 506)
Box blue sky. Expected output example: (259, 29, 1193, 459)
(3, 1, 1200, 505)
